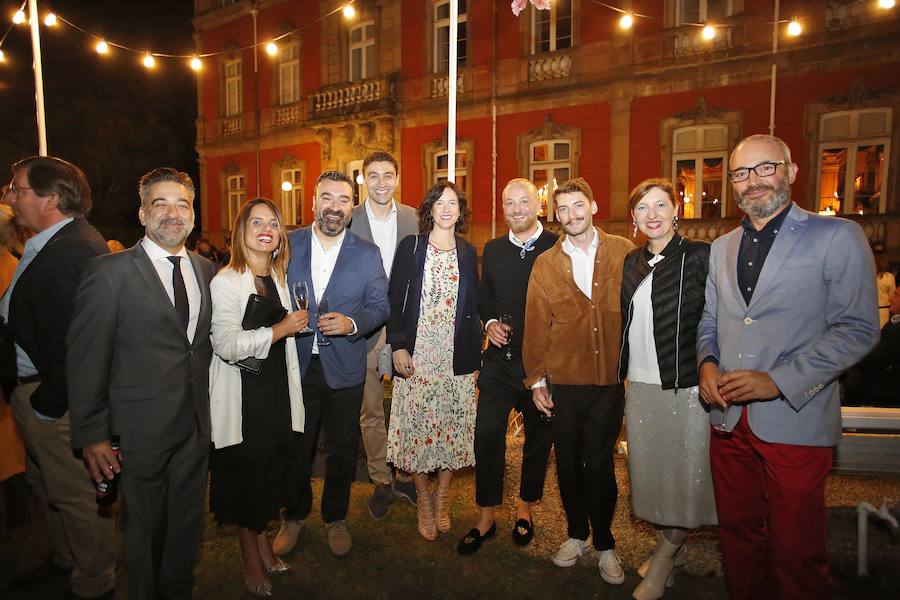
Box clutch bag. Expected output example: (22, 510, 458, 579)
(234, 293, 287, 375)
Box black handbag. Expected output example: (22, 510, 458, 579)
(234, 293, 287, 375)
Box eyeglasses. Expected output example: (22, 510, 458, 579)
(727, 161, 786, 183)
(6, 183, 33, 196)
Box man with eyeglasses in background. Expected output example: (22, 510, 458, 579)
(696, 134, 880, 600)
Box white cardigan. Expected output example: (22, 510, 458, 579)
(209, 267, 304, 449)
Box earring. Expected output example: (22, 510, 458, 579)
(673, 214, 679, 230)
(632, 222, 638, 238)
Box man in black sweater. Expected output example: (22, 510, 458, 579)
(457, 178, 558, 555)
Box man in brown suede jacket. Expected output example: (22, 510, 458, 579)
(523, 177, 634, 584)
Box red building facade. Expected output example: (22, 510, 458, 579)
(193, 0, 900, 256)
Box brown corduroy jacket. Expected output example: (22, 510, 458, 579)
(523, 227, 635, 388)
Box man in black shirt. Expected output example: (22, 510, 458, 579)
(457, 178, 557, 555)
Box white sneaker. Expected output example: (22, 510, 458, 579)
(272, 519, 303, 556)
(598, 549, 625, 585)
(552, 537, 591, 567)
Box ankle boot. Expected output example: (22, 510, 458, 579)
(638, 537, 685, 578)
(632, 534, 682, 600)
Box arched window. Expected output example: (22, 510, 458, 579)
(816, 108, 891, 215)
(672, 125, 728, 219)
(349, 20, 375, 82)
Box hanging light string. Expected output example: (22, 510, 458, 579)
(0, 0, 358, 67)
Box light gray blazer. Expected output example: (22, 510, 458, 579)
(349, 200, 419, 352)
(696, 203, 880, 447)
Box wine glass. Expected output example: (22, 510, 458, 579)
(316, 296, 332, 346)
(711, 366, 733, 435)
(498, 313, 514, 361)
(292, 282, 313, 334)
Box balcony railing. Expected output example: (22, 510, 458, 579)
(672, 26, 733, 57)
(431, 74, 465, 98)
(310, 74, 395, 120)
(528, 53, 572, 82)
(221, 116, 242, 137)
(274, 103, 301, 126)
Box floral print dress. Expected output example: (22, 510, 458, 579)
(387, 244, 476, 473)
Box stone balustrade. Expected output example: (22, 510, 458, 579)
(527, 53, 572, 82)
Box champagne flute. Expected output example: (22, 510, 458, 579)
(711, 366, 733, 435)
(316, 296, 332, 346)
(498, 313, 514, 361)
(292, 282, 313, 334)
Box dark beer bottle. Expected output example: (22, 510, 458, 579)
(96, 436, 120, 506)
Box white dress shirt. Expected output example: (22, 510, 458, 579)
(141, 237, 201, 343)
(365, 199, 398, 276)
(561, 227, 599, 298)
(310, 226, 355, 353)
(627, 253, 664, 385)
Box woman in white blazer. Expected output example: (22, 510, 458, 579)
(208, 198, 307, 597)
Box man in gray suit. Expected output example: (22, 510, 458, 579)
(68, 168, 218, 600)
(348, 151, 419, 519)
(697, 134, 880, 600)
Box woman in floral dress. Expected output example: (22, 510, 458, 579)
(386, 181, 481, 540)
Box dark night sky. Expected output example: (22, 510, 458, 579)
(0, 0, 199, 242)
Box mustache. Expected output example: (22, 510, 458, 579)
(741, 184, 774, 197)
(159, 217, 187, 226)
(320, 209, 344, 219)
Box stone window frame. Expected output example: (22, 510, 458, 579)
(221, 49, 243, 117)
(431, 0, 468, 74)
(348, 19, 376, 82)
(222, 162, 247, 230)
(271, 154, 306, 226)
(659, 97, 742, 219)
(422, 136, 474, 204)
(530, 0, 574, 55)
(516, 115, 581, 221)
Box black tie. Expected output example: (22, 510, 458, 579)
(167, 256, 189, 332)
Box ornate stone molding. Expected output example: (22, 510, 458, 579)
(673, 97, 726, 123)
(826, 78, 895, 108)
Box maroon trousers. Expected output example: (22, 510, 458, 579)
(710, 410, 833, 600)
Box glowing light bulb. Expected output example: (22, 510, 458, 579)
(787, 18, 802, 37)
(96, 39, 109, 54)
(12, 10, 26, 25)
(355, 174, 365, 185)
(343, 4, 356, 19)
(265, 41, 278, 56)
(281, 181, 293, 192)
(702, 25, 716, 40)
(190, 56, 202, 71)
(44, 13, 57, 27)
(619, 13, 634, 30)
(0, 49, 5, 62)
(878, 0, 895, 9)
(143, 53, 155, 68)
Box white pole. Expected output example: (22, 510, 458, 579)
(28, 0, 48, 155)
(768, 0, 779, 136)
(447, 0, 458, 182)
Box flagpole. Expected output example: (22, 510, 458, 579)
(28, 0, 48, 155)
(447, 0, 458, 183)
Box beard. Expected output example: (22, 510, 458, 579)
(149, 217, 193, 248)
(315, 208, 350, 237)
(506, 212, 537, 234)
(737, 177, 792, 219)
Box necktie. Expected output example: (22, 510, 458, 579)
(167, 256, 189, 331)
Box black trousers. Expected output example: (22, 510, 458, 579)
(287, 357, 364, 524)
(474, 356, 553, 507)
(551, 383, 625, 551)
(120, 426, 209, 600)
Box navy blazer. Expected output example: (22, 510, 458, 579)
(387, 234, 481, 375)
(286, 227, 390, 389)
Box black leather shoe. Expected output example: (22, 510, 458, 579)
(456, 523, 496, 555)
(512, 518, 534, 546)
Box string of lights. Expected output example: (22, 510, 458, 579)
(0, 0, 360, 68)
(1, 0, 896, 68)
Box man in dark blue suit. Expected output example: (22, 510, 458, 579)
(274, 171, 390, 558)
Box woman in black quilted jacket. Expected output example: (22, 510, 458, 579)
(618, 178, 717, 600)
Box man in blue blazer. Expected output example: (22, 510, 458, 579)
(275, 171, 389, 558)
(697, 134, 880, 600)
